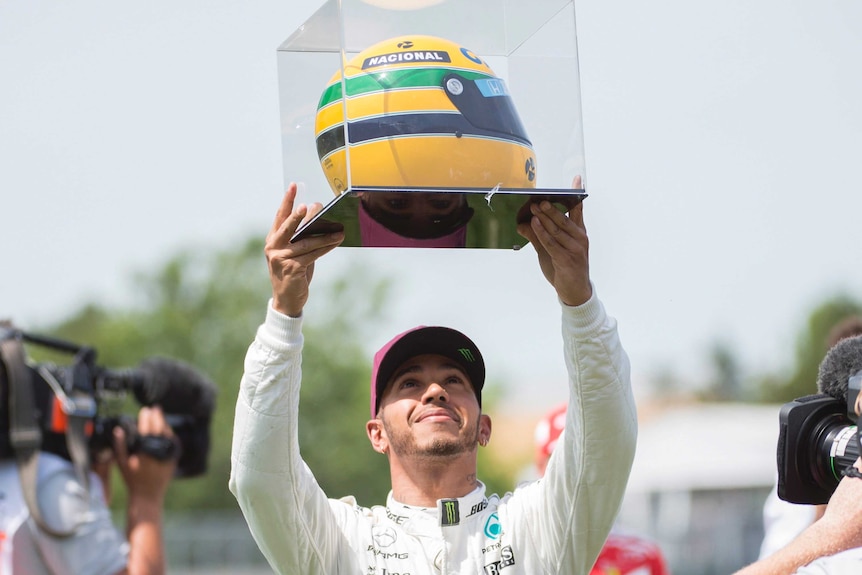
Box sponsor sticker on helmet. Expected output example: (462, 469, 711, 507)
(475, 78, 509, 98)
(362, 51, 451, 70)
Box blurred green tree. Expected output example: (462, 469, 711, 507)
(757, 293, 862, 403)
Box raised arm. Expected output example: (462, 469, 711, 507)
(515, 178, 638, 573)
(229, 184, 346, 575)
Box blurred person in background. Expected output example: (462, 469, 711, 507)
(535, 402, 671, 575)
(0, 405, 176, 575)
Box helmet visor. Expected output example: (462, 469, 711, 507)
(442, 73, 531, 147)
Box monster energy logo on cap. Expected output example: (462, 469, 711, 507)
(441, 499, 460, 526)
(458, 348, 475, 362)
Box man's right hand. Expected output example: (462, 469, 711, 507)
(265, 183, 344, 317)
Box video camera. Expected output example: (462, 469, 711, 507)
(0, 323, 216, 478)
(777, 335, 862, 505)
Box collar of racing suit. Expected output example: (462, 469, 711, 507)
(384, 482, 491, 528)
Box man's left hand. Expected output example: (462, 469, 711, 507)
(517, 175, 591, 307)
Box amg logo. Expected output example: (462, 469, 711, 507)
(483, 545, 515, 574)
(362, 51, 451, 69)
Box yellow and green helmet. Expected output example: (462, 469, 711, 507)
(314, 35, 537, 195)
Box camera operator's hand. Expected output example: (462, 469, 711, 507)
(114, 406, 176, 575)
(114, 406, 177, 501)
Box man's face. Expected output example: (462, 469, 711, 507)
(376, 353, 484, 458)
(361, 192, 470, 239)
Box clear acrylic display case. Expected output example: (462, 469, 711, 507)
(277, 0, 586, 249)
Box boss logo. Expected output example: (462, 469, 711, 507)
(483, 545, 516, 574)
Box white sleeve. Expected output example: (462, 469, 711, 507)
(509, 291, 637, 574)
(229, 303, 347, 575)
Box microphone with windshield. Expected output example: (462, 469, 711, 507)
(94, 357, 217, 477)
(816, 335, 862, 414)
(777, 335, 862, 504)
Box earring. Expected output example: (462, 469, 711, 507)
(479, 438, 488, 447)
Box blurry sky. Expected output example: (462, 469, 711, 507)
(2, 0, 861, 409)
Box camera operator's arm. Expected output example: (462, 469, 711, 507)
(735, 458, 862, 575)
(114, 406, 176, 575)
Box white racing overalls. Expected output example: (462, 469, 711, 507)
(230, 293, 637, 575)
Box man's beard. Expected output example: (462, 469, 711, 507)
(383, 416, 480, 459)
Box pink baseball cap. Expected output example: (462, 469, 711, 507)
(358, 201, 469, 248)
(370, 326, 485, 418)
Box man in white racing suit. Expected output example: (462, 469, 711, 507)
(230, 181, 638, 575)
